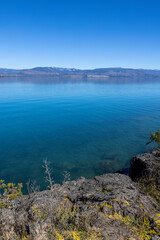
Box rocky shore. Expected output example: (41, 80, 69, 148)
(0, 151, 160, 240)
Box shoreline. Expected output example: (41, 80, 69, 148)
(0, 150, 160, 239)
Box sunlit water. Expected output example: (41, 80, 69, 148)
(0, 77, 160, 192)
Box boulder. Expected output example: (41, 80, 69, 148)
(130, 150, 160, 181)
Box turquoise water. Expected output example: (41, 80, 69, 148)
(0, 77, 160, 191)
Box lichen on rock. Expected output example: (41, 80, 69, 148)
(0, 152, 160, 240)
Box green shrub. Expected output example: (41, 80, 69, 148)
(147, 129, 160, 150)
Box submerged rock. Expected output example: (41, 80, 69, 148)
(93, 160, 117, 175)
(116, 167, 130, 176)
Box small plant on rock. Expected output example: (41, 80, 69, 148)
(43, 159, 54, 191)
(147, 129, 160, 151)
(0, 180, 23, 208)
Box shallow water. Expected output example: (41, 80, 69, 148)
(0, 77, 160, 191)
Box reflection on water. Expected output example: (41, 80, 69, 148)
(1, 76, 160, 84)
(0, 76, 160, 192)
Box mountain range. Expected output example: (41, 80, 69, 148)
(1, 67, 160, 79)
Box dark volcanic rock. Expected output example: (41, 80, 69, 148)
(0, 173, 160, 240)
(130, 150, 160, 181)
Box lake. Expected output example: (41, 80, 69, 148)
(0, 77, 160, 192)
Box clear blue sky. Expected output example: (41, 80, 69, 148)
(0, 0, 160, 69)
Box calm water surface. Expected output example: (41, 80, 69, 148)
(0, 77, 160, 191)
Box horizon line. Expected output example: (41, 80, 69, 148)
(0, 66, 160, 71)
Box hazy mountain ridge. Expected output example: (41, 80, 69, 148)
(1, 67, 160, 79)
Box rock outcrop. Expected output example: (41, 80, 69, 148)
(130, 150, 160, 181)
(0, 152, 160, 240)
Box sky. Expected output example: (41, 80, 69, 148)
(0, 0, 160, 69)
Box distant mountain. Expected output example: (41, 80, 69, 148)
(0, 68, 21, 72)
(1, 67, 160, 80)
